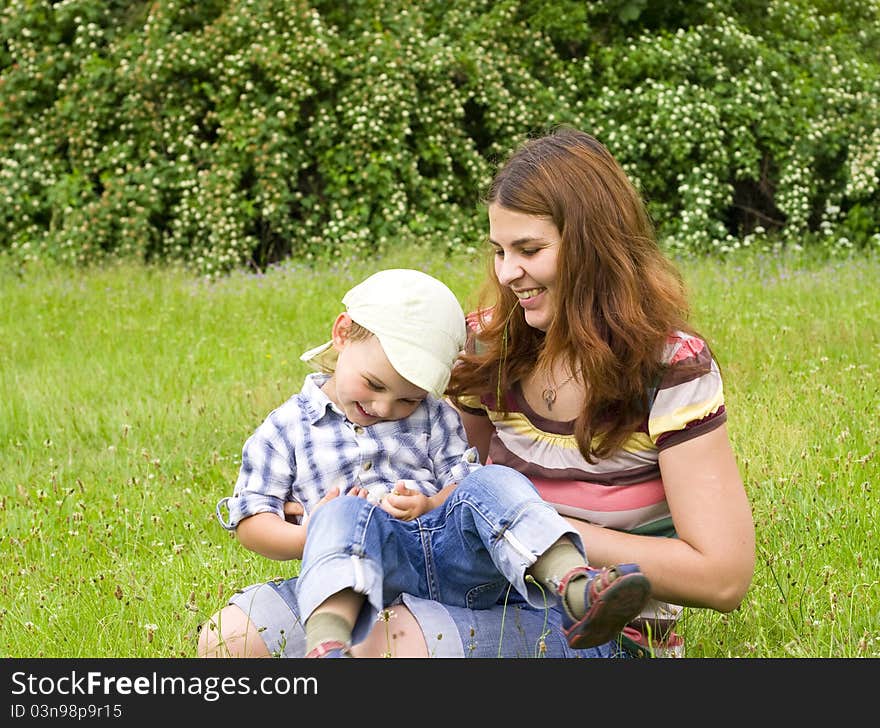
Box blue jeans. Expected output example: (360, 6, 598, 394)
(230, 580, 625, 657)
(296, 464, 583, 644)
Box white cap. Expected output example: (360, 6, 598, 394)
(299, 269, 466, 397)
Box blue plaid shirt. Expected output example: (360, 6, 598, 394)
(216, 373, 482, 530)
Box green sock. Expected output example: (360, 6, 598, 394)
(304, 612, 353, 653)
(527, 539, 588, 619)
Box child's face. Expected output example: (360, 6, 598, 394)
(325, 315, 428, 427)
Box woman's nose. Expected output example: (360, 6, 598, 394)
(496, 254, 523, 285)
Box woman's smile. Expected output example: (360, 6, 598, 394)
(513, 287, 547, 310)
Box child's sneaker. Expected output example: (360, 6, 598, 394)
(558, 564, 651, 649)
(305, 641, 353, 658)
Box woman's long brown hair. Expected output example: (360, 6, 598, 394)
(447, 126, 696, 462)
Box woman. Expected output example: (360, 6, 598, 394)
(198, 126, 754, 658)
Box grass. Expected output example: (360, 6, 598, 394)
(0, 247, 878, 658)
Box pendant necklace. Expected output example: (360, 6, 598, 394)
(541, 371, 577, 411)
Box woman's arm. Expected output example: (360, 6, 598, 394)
(567, 423, 755, 612)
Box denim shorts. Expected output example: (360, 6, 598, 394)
(228, 577, 624, 658)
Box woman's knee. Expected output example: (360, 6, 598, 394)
(197, 605, 270, 658)
(350, 605, 429, 658)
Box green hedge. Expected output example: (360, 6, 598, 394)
(1, 0, 878, 275)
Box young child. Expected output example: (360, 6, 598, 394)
(216, 268, 651, 657)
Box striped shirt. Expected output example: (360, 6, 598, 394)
(217, 373, 481, 531)
(458, 329, 726, 639)
(457, 331, 726, 536)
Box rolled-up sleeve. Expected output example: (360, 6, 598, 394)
(217, 420, 296, 531)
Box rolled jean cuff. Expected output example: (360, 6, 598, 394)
(227, 581, 307, 658)
(495, 499, 583, 609)
(399, 593, 465, 658)
(295, 552, 385, 644)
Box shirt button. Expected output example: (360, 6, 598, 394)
(354, 426, 365, 435)
(362, 461, 372, 471)
(466, 451, 477, 463)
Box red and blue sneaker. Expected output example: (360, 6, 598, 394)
(559, 564, 652, 649)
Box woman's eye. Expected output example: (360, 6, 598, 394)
(492, 247, 539, 257)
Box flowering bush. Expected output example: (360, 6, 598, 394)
(577, 1, 880, 255)
(1, 0, 878, 275)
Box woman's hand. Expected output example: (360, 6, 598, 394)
(283, 486, 345, 526)
(283, 501, 304, 523)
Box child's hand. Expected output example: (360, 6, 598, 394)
(379, 481, 430, 521)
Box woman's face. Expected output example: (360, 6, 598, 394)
(488, 203, 562, 332)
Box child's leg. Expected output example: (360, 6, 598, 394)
(295, 495, 425, 653)
(428, 465, 652, 649)
(527, 536, 591, 612)
(303, 589, 362, 658)
(527, 537, 652, 648)
(298, 469, 650, 654)
(423, 464, 582, 606)
(296, 483, 569, 653)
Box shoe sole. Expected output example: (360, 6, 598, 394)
(565, 573, 651, 649)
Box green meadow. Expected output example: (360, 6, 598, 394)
(1, 248, 878, 658)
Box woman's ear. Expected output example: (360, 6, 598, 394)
(331, 312, 353, 352)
